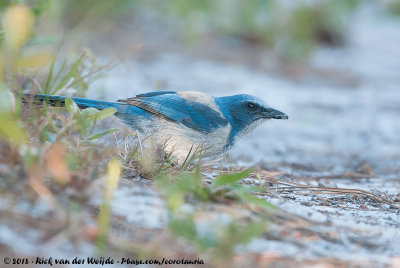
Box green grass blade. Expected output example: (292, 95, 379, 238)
(53, 51, 86, 94)
(86, 107, 117, 121)
(44, 54, 56, 94)
(50, 58, 67, 92)
(87, 128, 119, 141)
(211, 168, 254, 188)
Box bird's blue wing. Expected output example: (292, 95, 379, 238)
(118, 91, 228, 133)
(135, 91, 177, 98)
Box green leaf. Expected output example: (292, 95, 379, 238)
(0, 87, 15, 114)
(87, 128, 119, 141)
(167, 190, 184, 211)
(81, 107, 99, 118)
(179, 173, 211, 201)
(28, 35, 61, 46)
(86, 108, 117, 121)
(211, 168, 254, 188)
(127, 146, 139, 162)
(65, 97, 81, 116)
(240, 193, 276, 210)
(0, 114, 27, 146)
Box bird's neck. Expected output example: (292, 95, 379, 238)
(215, 97, 245, 147)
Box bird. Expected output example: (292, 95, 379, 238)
(23, 91, 288, 163)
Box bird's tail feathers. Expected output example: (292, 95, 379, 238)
(23, 94, 122, 111)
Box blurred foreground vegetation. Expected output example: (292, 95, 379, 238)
(0, 1, 277, 264)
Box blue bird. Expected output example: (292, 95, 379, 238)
(24, 91, 288, 162)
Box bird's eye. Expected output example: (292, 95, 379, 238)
(247, 103, 256, 110)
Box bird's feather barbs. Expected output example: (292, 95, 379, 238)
(118, 91, 228, 134)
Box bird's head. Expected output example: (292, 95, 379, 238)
(215, 94, 288, 144)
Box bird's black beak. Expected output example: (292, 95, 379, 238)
(262, 107, 289, 120)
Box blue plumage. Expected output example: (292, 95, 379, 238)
(23, 91, 288, 161)
(118, 92, 228, 133)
